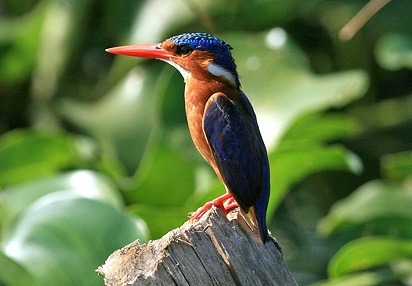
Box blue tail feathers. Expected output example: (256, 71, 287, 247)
(252, 192, 269, 243)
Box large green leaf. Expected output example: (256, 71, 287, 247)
(266, 110, 363, 216)
(280, 112, 362, 144)
(1, 193, 148, 286)
(328, 237, 412, 278)
(318, 181, 412, 237)
(0, 251, 36, 286)
(268, 144, 361, 217)
(0, 170, 124, 227)
(125, 130, 196, 207)
(127, 149, 221, 238)
(0, 130, 76, 186)
(59, 66, 160, 174)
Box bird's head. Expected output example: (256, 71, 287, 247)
(106, 33, 240, 88)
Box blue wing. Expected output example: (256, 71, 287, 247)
(203, 92, 270, 214)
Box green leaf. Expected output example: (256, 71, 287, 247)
(318, 181, 412, 236)
(0, 251, 36, 286)
(59, 66, 160, 174)
(268, 144, 361, 217)
(375, 33, 412, 71)
(0, 3, 45, 84)
(381, 151, 412, 181)
(30, 1, 95, 129)
(1, 193, 148, 286)
(328, 237, 412, 278)
(311, 268, 396, 286)
(280, 113, 362, 144)
(131, 174, 234, 239)
(0, 130, 76, 186)
(126, 130, 196, 207)
(0, 170, 124, 227)
(128, 204, 187, 239)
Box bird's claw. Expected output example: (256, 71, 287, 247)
(189, 193, 239, 221)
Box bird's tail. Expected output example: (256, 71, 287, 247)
(249, 195, 269, 243)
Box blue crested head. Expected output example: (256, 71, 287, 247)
(168, 33, 240, 87)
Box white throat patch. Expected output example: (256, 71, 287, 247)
(206, 63, 236, 86)
(162, 59, 190, 82)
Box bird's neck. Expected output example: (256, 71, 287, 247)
(185, 76, 239, 102)
(184, 78, 239, 119)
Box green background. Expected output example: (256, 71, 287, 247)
(0, 0, 411, 285)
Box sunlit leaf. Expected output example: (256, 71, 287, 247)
(267, 111, 363, 217)
(126, 130, 196, 207)
(268, 144, 361, 217)
(0, 130, 76, 186)
(318, 181, 412, 236)
(59, 66, 160, 174)
(128, 156, 220, 238)
(375, 33, 412, 71)
(0, 251, 36, 286)
(1, 193, 148, 286)
(129, 0, 211, 44)
(328, 237, 412, 278)
(280, 113, 362, 144)
(0, 170, 124, 227)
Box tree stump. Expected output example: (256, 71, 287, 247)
(97, 207, 298, 286)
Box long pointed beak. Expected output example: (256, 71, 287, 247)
(105, 43, 176, 60)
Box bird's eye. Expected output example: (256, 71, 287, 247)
(176, 44, 193, 56)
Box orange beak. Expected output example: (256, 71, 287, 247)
(105, 44, 176, 60)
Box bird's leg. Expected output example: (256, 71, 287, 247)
(190, 192, 238, 221)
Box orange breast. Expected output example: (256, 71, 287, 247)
(184, 77, 238, 181)
(184, 81, 215, 166)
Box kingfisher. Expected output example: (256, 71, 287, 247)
(106, 33, 270, 243)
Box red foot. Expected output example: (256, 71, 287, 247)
(223, 196, 239, 211)
(190, 193, 239, 221)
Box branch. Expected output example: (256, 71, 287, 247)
(97, 207, 298, 286)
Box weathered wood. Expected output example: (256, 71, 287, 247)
(97, 207, 298, 286)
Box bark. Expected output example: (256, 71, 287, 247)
(97, 207, 298, 286)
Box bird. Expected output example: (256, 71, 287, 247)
(106, 32, 270, 243)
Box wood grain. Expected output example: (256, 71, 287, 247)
(97, 207, 298, 286)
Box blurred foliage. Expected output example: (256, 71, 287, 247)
(0, 0, 411, 285)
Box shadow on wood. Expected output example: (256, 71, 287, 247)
(97, 206, 298, 286)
